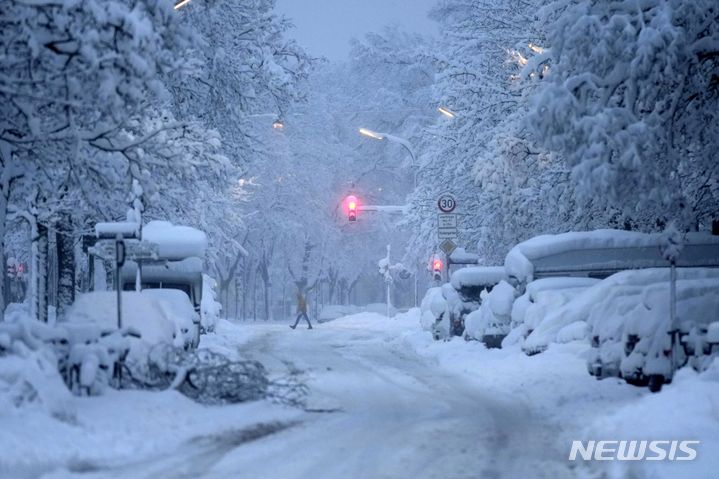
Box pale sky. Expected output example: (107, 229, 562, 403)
(275, 0, 438, 61)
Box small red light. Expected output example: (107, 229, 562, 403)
(17, 264, 25, 273)
(348, 201, 357, 211)
(433, 259, 442, 270)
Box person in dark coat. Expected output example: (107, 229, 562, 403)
(290, 291, 313, 329)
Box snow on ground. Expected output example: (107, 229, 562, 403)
(1, 312, 716, 479)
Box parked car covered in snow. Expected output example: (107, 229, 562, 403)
(421, 266, 508, 340)
(584, 268, 719, 390)
(501, 276, 600, 352)
(64, 291, 181, 361)
(141, 289, 200, 349)
(505, 230, 719, 288)
(463, 280, 517, 347)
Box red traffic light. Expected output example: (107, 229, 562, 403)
(433, 259, 443, 271)
(345, 195, 359, 222)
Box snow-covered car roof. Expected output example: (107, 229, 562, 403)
(64, 291, 176, 350)
(450, 266, 507, 290)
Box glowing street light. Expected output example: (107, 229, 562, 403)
(272, 119, 285, 130)
(359, 128, 385, 140)
(358, 127, 416, 188)
(437, 106, 456, 118)
(528, 43, 545, 54)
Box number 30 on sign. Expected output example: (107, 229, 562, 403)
(437, 194, 457, 213)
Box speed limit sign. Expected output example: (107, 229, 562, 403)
(437, 193, 457, 213)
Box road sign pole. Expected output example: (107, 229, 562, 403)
(115, 234, 126, 330)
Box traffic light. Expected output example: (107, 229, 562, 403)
(433, 258, 443, 282)
(346, 195, 358, 222)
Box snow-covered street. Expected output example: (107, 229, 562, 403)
(5, 312, 714, 479)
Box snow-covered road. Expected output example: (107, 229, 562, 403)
(213, 319, 575, 479)
(56, 313, 580, 479)
(6, 312, 716, 479)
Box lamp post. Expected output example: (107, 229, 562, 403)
(174, 0, 192, 10)
(359, 127, 420, 307)
(358, 128, 417, 189)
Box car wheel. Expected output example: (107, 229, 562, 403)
(647, 374, 664, 393)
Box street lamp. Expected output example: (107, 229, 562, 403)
(174, 0, 192, 9)
(358, 128, 417, 189)
(437, 106, 456, 118)
(359, 127, 420, 307)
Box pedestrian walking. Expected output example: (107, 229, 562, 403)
(290, 291, 313, 329)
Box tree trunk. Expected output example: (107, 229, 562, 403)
(37, 224, 49, 323)
(252, 272, 258, 321)
(0, 186, 7, 319)
(234, 276, 239, 320)
(56, 222, 75, 316)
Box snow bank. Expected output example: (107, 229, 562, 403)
(318, 305, 362, 323)
(584, 361, 719, 479)
(363, 303, 398, 317)
(419, 287, 444, 332)
(0, 320, 75, 421)
(142, 220, 207, 260)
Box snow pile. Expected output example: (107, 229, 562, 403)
(584, 361, 719, 478)
(503, 277, 600, 350)
(200, 274, 222, 332)
(463, 280, 517, 343)
(142, 220, 207, 261)
(318, 305, 362, 323)
(0, 319, 75, 420)
(419, 287, 444, 332)
(363, 303, 398, 317)
(418, 284, 462, 339)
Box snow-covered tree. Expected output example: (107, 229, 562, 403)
(527, 0, 719, 231)
(0, 0, 228, 317)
